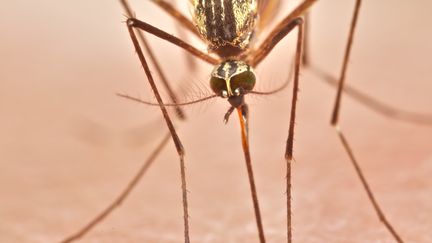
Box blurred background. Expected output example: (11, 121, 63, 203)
(0, 1, 431, 242)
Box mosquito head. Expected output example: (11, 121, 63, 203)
(210, 60, 256, 107)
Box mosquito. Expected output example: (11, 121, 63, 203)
(59, 0, 432, 242)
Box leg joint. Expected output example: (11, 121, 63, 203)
(126, 18, 136, 27)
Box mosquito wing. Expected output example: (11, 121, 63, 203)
(257, 0, 283, 30)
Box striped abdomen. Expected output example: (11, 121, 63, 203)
(190, 0, 258, 57)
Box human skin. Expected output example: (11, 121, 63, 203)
(0, 1, 431, 242)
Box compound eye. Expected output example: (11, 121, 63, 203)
(210, 77, 227, 95)
(234, 88, 241, 96)
(230, 71, 256, 93)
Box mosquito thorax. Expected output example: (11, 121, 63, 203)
(210, 60, 256, 107)
(190, 0, 258, 58)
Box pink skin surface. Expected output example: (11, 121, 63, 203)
(1, 1, 431, 242)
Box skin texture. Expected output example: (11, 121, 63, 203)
(0, 0, 431, 242)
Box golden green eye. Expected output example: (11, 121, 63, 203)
(230, 71, 256, 93)
(210, 76, 227, 96)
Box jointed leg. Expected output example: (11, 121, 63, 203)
(331, 0, 361, 125)
(60, 1, 197, 241)
(250, 2, 309, 241)
(126, 17, 219, 65)
(335, 129, 404, 243)
(249, 2, 311, 242)
(59, 133, 171, 243)
(120, 0, 186, 119)
(125, 18, 192, 242)
(170, 0, 198, 72)
(284, 19, 304, 243)
(120, 0, 195, 120)
(249, 0, 317, 67)
(150, 0, 201, 38)
(302, 12, 310, 66)
(150, 0, 200, 71)
(330, 1, 404, 242)
(310, 66, 432, 125)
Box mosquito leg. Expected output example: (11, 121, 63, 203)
(249, 0, 317, 66)
(120, 0, 186, 119)
(171, 0, 198, 72)
(250, 0, 308, 238)
(330, 1, 404, 242)
(150, 0, 201, 38)
(59, 133, 171, 243)
(236, 104, 266, 243)
(302, 12, 310, 66)
(126, 20, 191, 242)
(175, 25, 198, 72)
(150, 0, 200, 71)
(251, 0, 308, 238)
(335, 128, 404, 243)
(309, 66, 432, 125)
(330, 0, 361, 125)
(126, 17, 219, 65)
(284, 19, 304, 243)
